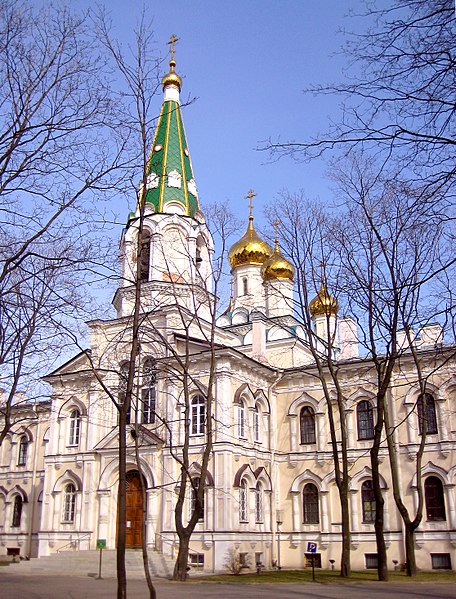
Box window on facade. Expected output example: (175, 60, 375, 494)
(417, 393, 438, 435)
(242, 277, 248, 296)
(191, 395, 205, 435)
(255, 482, 263, 523)
(300, 407, 316, 444)
(139, 231, 151, 281)
(12, 495, 23, 527)
(239, 480, 248, 522)
(425, 476, 446, 521)
(142, 359, 156, 424)
(304, 553, 321, 568)
(365, 553, 378, 569)
(191, 477, 204, 521)
(62, 483, 76, 523)
(189, 553, 204, 567)
(431, 553, 452, 570)
(237, 400, 246, 438)
(17, 435, 28, 466)
(357, 400, 374, 440)
(361, 480, 376, 523)
(303, 483, 319, 524)
(68, 409, 81, 446)
(253, 404, 261, 443)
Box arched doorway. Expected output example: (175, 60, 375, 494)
(121, 470, 144, 548)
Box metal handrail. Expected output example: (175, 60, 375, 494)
(56, 532, 91, 553)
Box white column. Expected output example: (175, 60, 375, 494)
(383, 488, 390, 530)
(97, 491, 111, 545)
(291, 492, 300, 531)
(350, 490, 359, 530)
(436, 401, 448, 439)
(445, 484, 456, 529)
(315, 412, 325, 452)
(147, 489, 156, 548)
(289, 415, 297, 451)
(320, 491, 329, 532)
(345, 409, 354, 448)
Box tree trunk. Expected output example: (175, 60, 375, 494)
(404, 523, 417, 577)
(340, 487, 351, 577)
(117, 409, 127, 599)
(173, 533, 190, 581)
(371, 438, 388, 581)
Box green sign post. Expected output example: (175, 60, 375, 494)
(96, 539, 106, 579)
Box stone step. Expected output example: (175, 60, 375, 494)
(9, 549, 175, 579)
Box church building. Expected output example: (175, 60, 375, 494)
(0, 51, 455, 575)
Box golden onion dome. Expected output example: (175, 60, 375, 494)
(309, 283, 338, 317)
(228, 216, 272, 269)
(162, 59, 182, 91)
(261, 240, 295, 281)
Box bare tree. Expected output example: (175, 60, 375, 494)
(0, 0, 123, 445)
(332, 155, 455, 579)
(265, 0, 455, 200)
(267, 193, 352, 577)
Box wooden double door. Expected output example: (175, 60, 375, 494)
(123, 470, 144, 548)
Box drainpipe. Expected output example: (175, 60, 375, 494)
(268, 370, 283, 568)
(27, 405, 40, 558)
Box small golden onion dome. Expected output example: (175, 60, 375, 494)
(261, 240, 295, 281)
(309, 283, 338, 317)
(162, 59, 182, 90)
(228, 216, 272, 269)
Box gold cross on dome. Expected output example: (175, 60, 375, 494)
(168, 34, 180, 61)
(272, 219, 281, 243)
(245, 189, 257, 217)
(230, 278, 234, 297)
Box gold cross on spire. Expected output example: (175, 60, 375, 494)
(272, 219, 281, 243)
(245, 189, 256, 218)
(229, 278, 234, 298)
(168, 34, 180, 61)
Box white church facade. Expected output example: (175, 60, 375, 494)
(0, 53, 455, 574)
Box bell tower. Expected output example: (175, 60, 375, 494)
(113, 38, 214, 319)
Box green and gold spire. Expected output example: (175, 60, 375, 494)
(143, 35, 200, 218)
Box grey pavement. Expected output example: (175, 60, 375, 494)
(1, 572, 456, 599)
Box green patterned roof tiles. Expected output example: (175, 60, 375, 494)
(144, 99, 199, 218)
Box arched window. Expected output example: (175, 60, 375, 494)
(361, 480, 376, 523)
(12, 495, 23, 527)
(17, 435, 28, 466)
(237, 400, 246, 439)
(68, 409, 81, 446)
(142, 359, 156, 424)
(300, 407, 316, 444)
(242, 277, 248, 296)
(255, 482, 263, 523)
(139, 231, 151, 281)
(253, 404, 261, 443)
(303, 483, 319, 523)
(357, 400, 374, 440)
(417, 394, 438, 435)
(191, 477, 204, 521)
(239, 479, 248, 522)
(191, 395, 205, 435)
(425, 476, 446, 521)
(62, 483, 76, 523)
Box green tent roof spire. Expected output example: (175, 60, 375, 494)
(142, 38, 200, 218)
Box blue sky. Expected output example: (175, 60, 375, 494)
(91, 0, 362, 229)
